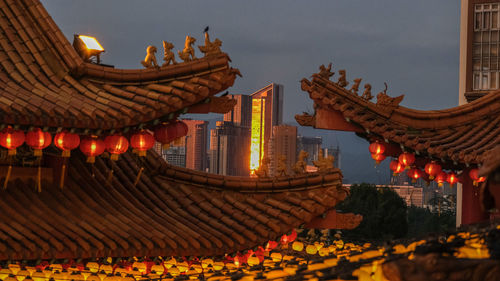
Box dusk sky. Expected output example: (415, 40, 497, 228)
(41, 1, 462, 183)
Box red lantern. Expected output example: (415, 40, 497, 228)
(447, 172, 459, 186)
(398, 152, 415, 169)
(371, 153, 386, 164)
(435, 171, 447, 187)
(130, 130, 155, 156)
(80, 136, 105, 163)
(469, 168, 486, 186)
(0, 127, 25, 155)
(26, 128, 52, 157)
(369, 141, 385, 155)
(104, 134, 129, 160)
(424, 161, 442, 180)
(54, 131, 80, 157)
(174, 120, 189, 140)
(153, 123, 176, 147)
(390, 159, 404, 175)
(407, 168, 421, 183)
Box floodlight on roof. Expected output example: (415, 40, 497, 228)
(73, 34, 105, 64)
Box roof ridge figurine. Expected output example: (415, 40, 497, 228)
(178, 35, 197, 62)
(198, 27, 223, 57)
(141, 45, 159, 68)
(162, 41, 177, 66)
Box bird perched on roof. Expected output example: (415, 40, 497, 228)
(204, 26, 209, 33)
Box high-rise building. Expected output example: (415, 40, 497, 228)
(269, 125, 297, 176)
(209, 121, 251, 176)
(184, 119, 208, 171)
(459, 1, 500, 104)
(249, 83, 284, 172)
(324, 146, 341, 169)
(297, 136, 322, 166)
(163, 137, 187, 167)
(224, 94, 252, 127)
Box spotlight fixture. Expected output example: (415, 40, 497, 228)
(73, 34, 105, 63)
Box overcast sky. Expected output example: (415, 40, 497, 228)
(41, 1, 462, 183)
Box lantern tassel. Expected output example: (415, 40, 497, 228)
(3, 165, 12, 190)
(59, 164, 66, 190)
(37, 164, 42, 193)
(107, 169, 114, 185)
(134, 167, 144, 187)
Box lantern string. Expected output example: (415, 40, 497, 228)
(134, 167, 144, 187)
(59, 157, 67, 190)
(3, 157, 12, 190)
(37, 156, 42, 193)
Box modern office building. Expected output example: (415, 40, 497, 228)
(249, 83, 284, 172)
(184, 119, 208, 171)
(209, 121, 251, 176)
(459, 0, 500, 103)
(296, 136, 323, 166)
(164, 137, 187, 167)
(223, 94, 252, 127)
(269, 125, 297, 176)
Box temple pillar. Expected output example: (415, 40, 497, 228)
(461, 168, 489, 225)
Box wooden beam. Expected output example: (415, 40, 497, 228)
(315, 108, 364, 133)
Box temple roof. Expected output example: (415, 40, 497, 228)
(0, 150, 344, 260)
(0, 0, 240, 132)
(296, 67, 500, 167)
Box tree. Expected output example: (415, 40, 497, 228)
(336, 183, 408, 241)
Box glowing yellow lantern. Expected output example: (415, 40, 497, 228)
(164, 258, 176, 269)
(100, 265, 113, 275)
(16, 268, 30, 281)
(270, 252, 282, 262)
(5, 274, 18, 281)
(0, 268, 12, 281)
(191, 264, 203, 274)
(51, 271, 66, 281)
(334, 240, 344, 249)
(306, 245, 318, 255)
(247, 256, 260, 266)
(129, 268, 141, 280)
(212, 262, 224, 271)
(31, 269, 47, 281)
(147, 271, 159, 281)
(8, 264, 20, 275)
(131, 262, 146, 274)
(113, 267, 127, 278)
(169, 266, 180, 277)
(292, 241, 304, 252)
(42, 268, 52, 278)
(318, 247, 329, 257)
(177, 261, 189, 273)
(150, 263, 164, 275)
(201, 258, 214, 269)
(97, 271, 108, 281)
(86, 263, 99, 274)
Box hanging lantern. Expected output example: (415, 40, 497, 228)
(447, 172, 459, 186)
(174, 120, 189, 140)
(130, 130, 155, 157)
(292, 241, 304, 251)
(54, 131, 80, 157)
(0, 127, 25, 155)
(469, 168, 486, 186)
(371, 153, 386, 164)
(435, 171, 447, 187)
(389, 159, 404, 175)
(398, 152, 415, 169)
(153, 123, 174, 148)
(26, 128, 51, 156)
(104, 134, 129, 160)
(424, 161, 442, 180)
(407, 168, 421, 183)
(247, 255, 260, 266)
(368, 141, 385, 155)
(305, 245, 318, 255)
(80, 136, 105, 163)
(26, 128, 52, 192)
